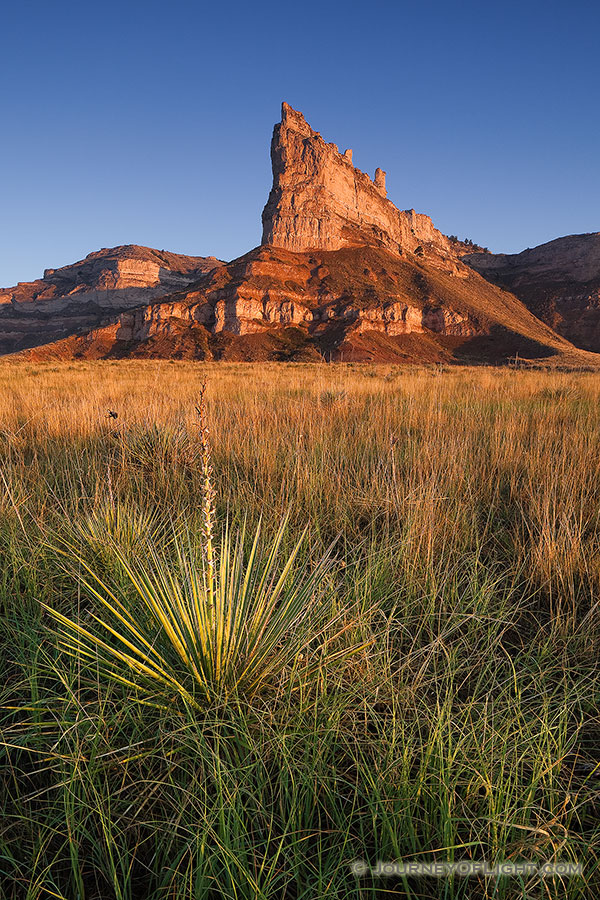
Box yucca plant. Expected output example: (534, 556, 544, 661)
(75, 499, 171, 558)
(43, 519, 363, 707)
(41, 385, 368, 707)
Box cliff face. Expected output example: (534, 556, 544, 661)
(113, 245, 476, 344)
(261, 103, 452, 260)
(0, 245, 222, 354)
(465, 234, 600, 352)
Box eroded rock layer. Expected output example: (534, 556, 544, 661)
(22, 244, 585, 366)
(0, 245, 222, 354)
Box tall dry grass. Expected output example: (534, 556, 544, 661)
(0, 359, 599, 898)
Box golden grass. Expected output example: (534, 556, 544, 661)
(0, 357, 598, 640)
(1, 359, 600, 897)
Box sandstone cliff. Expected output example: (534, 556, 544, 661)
(0, 245, 222, 354)
(465, 234, 600, 352)
(261, 103, 453, 261)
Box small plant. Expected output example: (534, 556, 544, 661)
(75, 499, 169, 558)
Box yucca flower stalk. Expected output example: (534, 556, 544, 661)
(196, 382, 217, 615)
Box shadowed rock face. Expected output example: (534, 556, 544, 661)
(465, 234, 600, 351)
(261, 103, 453, 260)
(0, 245, 222, 353)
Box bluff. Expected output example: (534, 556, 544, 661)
(465, 234, 600, 352)
(0, 245, 222, 354)
(21, 243, 588, 366)
(262, 103, 453, 260)
(4, 104, 599, 368)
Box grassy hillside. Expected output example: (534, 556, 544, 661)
(0, 360, 599, 899)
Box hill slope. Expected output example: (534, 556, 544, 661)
(21, 243, 594, 366)
(0, 245, 222, 354)
(465, 234, 600, 352)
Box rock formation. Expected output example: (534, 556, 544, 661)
(22, 244, 588, 366)
(0, 245, 222, 354)
(465, 234, 600, 352)
(261, 103, 452, 259)
(2, 103, 599, 368)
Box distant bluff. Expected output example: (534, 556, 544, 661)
(0, 246, 222, 354)
(465, 233, 600, 352)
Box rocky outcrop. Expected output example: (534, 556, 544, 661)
(24, 243, 587, 366)
(465, 234, 600, 351)
(261, 103, 453, 261)
(0, 245, 222, 354)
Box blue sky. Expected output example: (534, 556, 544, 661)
(2, 0, 598, 287)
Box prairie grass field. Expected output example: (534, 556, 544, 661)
(1, 359, 600, 899)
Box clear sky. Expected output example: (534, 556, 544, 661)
(2, 0, 599, 288)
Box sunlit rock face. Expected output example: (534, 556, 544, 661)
(261, 102, 451, 259)
(22, 241, 579, 366)
(0, 245, 222, 353)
